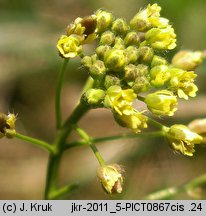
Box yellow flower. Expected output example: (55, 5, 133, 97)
(57, 35, 83, 58)
(145, 90, 177, 116)
(104, 86, 136, 115)
(172, 50, 203, 71)
(130, 3, 170, 32)
(66, 15, 97, 44)
(104, 86, 147, 132)
(0, 113, 16, 138)
(168, 68, 198, 100)
(145, 26, 176, 50)
(114, 107, 147, 133)
(166, 124, 203, 156)
(150, 65, 171, 87)
(130, 3, 161, 31)
(97, 164, 123, 194)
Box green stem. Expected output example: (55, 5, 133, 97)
(55, 58, 69, 129)
(44, 101, 90, 199)
(81, 76, 94, 95)
(75, 126, 105, 166)
(147, 117, 168, 131)
(15, 133, 53, 153)
(49, 184, 78, 200)
(144, 173, 206, 200)
(65, 131, 165, 150)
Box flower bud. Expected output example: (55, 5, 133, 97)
(166, 124, 203, 156)
(130, 4, 162, 32)
(168, 68, 198, 100)
(57, 34, 83, 58)
(97, 164, 123, 194)
(151, 55, 168, 67)
(81, 56, 93, 68)
(188, 119, 206, 143)
(83, 88, 105, 107)
(132, 76, 150, 93)
(150, 65, 170, 87)
(96, 10, 113, 34)
(113, 37, 125, 49)
(145, 90, 177, 116)
(138, 46, 154, 64)
(104, 49, 126, 71)
(0, 113, 16, 138)
(104, 75, 120, 89)
(99, 31, 115, 46)
(96, 45, 111, 60)
(130, 8, 152, 32)
(172, 50, 203, 71)
(80, 15, 97, 37)
(124, 64, 139, 81)
(111, 18, 129, 35)
(125, 46, 139, 64)
(124, 31, 140, 47)
(66, 17, 85, 36)
(124, 64, 149, 81)
(89, 60, 106, 80)
(145, 26, 176, 50)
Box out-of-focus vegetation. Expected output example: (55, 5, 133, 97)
(0, 0, 206, 199)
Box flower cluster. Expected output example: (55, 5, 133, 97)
(56, 3, 205, 193)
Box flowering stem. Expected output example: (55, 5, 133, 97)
(65, 131, 165, 149)
(144, 173, 206, 200)
(15, 133, 53, 153)
(55, 58, 69, 129)
(44, 101, 90, 199)
(75, 126, 105, 166)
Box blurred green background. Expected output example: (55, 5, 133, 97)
(0, 0, 206, 199)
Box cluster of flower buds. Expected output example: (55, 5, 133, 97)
(55, 3, 206, 194)
(0, 113, 16, 138)
(57, 4, 205, 157)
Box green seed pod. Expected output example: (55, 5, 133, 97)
(89, 60, 106, 80)
(96, 10, 114, 34)
(104, 75, 121, 89)
(132, 76, 150, 93)
(104, 49, 126, 71)
(100, 31, 115, 46)
(151, 55, 168, 67)
(83, 88, 105, 107)
(138, 46, 154, 64)
(111, 18, 129, 35)
(96, 45, 111, 60)
(124, 31, 140, 47)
